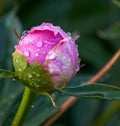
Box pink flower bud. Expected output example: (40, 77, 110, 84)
(13, 23, 80, 92)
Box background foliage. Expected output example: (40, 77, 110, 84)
(0, 0, 120, 126)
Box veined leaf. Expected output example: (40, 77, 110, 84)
(58, 83, 120, 100)
(0, 69, 16, 79)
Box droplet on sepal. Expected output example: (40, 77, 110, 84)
(15, 59, 18, 63)
(28, 74, 32, 78)
(18, 68, 22, 72)
(36, 74, 40, 77)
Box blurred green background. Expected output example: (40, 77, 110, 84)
(0, 0, 120, 126)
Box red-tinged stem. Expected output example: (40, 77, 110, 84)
(13, 28, 19, 40)
(41, 49, 120, 126)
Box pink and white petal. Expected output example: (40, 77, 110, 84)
(45, 38, 79, 89)
(29, 23, 69, 38)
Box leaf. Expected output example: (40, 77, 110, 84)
(98, 22, 120, 40)
(1, 74, 94, 125)
(0, 8, 23, 126)
(0, 69, 16, 79)
(58, 83, 120, 100)
(112, 0, 120, 7)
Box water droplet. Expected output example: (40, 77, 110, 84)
(18, 68, 22, 71)
(36, 41, 43, 47)
(76, 65, 79, 72)
(30, 39, 33, 42)
(15, 59, 18, 63)
(66, 63, 70, 66)
(30, 48, 33, 52)
(15, 45, 17, 49)
(48, 52, 57, 59)
(31, 105, 34, 108)
(36, 84, 39, 88)
(63, 56, 66, 60)
(70, 70, 73, 74)
(43, 51, 46, 54)
(45, 44, 48, 47)
(24, 51, 30, 57)
(35, 52, 39, 57)
(36, 74, 40, 77)
(33, 71, 36, 74)
(44, 40, 48, 43)
(28, 74, 32, 78)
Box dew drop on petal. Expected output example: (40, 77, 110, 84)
(63, 56, 66, 60)
(30, 39, 33, 42)
(15, 59, 18, 63)
(36, 41, 43, 47)
(30, 48, 33, 52)
(18, 68, 22, 72)
(43, 51, 46, 54)
(15, 45, 17, 49)
(45, 44, 48, 47)
(48, 53, 56, 59)
(35, 52, 39, 57)
(24, 51, 30, 57)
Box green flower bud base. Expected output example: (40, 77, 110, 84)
(13, 51, 54, 93)
(11, 51, 57, 126)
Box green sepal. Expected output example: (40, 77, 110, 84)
(0, 69, 16, 79)
(12, 51, 54, 93)
(39, 92, 57, 107)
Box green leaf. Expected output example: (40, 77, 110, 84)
(58, 83, 120, 100)
(0, 8, 23, 126)
(98, 22, 120, 40)
(0, 69, 16, 79)
(112, 0, 120, 7)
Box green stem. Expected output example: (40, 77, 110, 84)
(11, 87, 36, 126)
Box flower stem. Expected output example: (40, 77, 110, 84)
(11, 87, 36, 126)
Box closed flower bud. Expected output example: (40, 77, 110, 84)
(12, 23, 80, 93)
